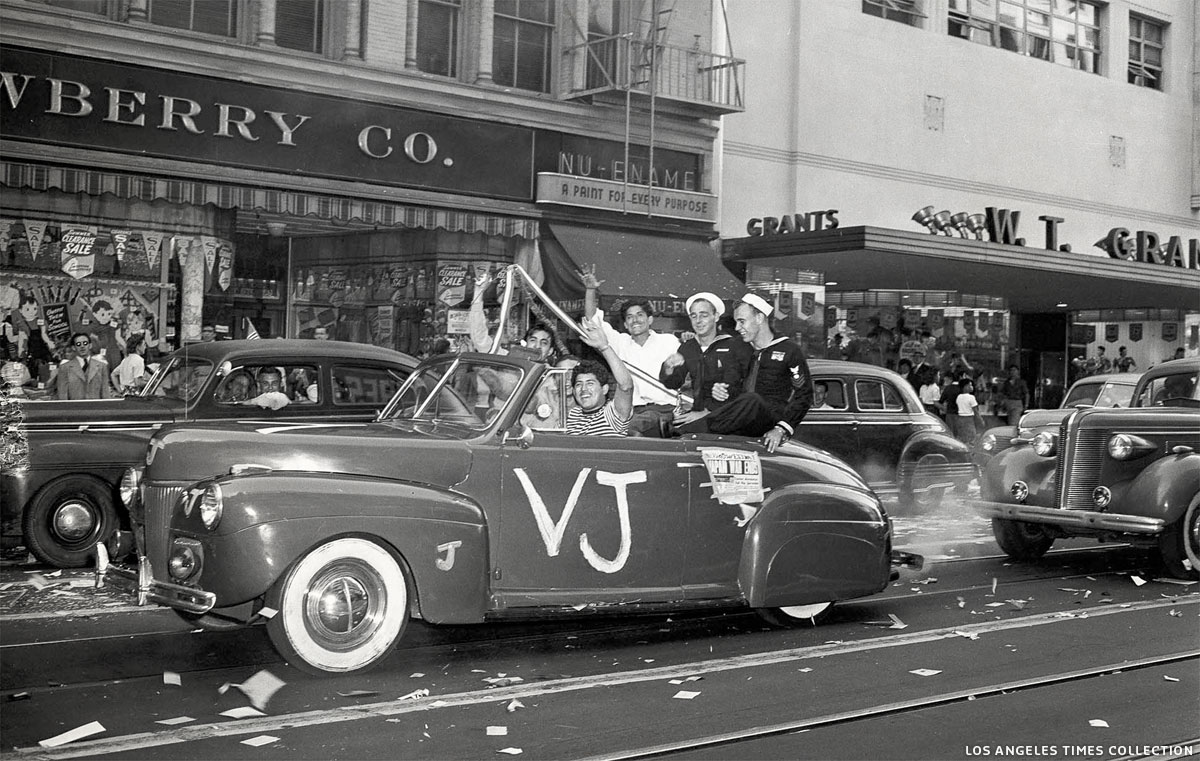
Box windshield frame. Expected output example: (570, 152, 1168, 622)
(139, 356, 215, 403)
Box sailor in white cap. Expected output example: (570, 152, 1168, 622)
(661, 291, 753, 432)
(701, 292, 815, 452)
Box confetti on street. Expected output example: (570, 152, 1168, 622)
(909, 669, 942, 677)
(1130, 575, 1146, 586)
(155, 717, 195, 726)
(506, 699, 525, 712)
(1089, 719, 1109, 728)
(673, 690, 701, 699)
(38, 721, 105, 748)
(497, 748, 523, 755)
(220, 706, 266, 719)
(240, 735, 279, 747)
(487, 726, 508, 736)
(231, 670, 285, 711)
(163, 671, 181, 686)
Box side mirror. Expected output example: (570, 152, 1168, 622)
(502, 423, 533, 449)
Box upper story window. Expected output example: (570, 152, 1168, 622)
(1128, 15, 1164, 90)
(148, 0, 239, 37)
(949, 0, 1100, 74)
(493, 0, 555, 93)
(276, 0, 325, 53)
(862, 0, 924, 28)
(44, 0, 110, 13)
(416, 0, 462, 77)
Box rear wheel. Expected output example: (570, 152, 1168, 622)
(265, 537, 409, 676)
(991, 518, 1054, 560)
(757, 601, 834, 627)
(1158, 496, 1200, 581)
(23, 475, 119, 568)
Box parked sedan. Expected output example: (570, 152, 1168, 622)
(978, 358, 1199, 578)
(798, 361, 976, 509)
(2, 340, 415, 567)
(975, 372, 1141, 465)
(100, 352, 920, 676)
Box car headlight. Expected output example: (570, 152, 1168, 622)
(118, 467, 142, 508)
(1031, 431, 1058, 457)
(1107, 433, 1154, 460)
(980, 433, 997, 452)
(199, 484, 223, 530)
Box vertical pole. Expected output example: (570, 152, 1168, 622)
(285, 236, 294, 338)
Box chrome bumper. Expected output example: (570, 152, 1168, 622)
(976, 501, 1166, 535)
(94, 544, 216, 614)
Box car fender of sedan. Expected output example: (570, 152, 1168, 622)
(977, 358, 1199, 578)
(2, 340, 416, 567)
(800, 361, 976, 509)
(101, 352, 915, 676)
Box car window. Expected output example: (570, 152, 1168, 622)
(332, 365, 407, 405)
(855, 379, 904, 411)
(524, 368, 571, 431)
(1093, 381, 1136, 408)
(214, 369, 256, 404)
(383, 357, 523, 430)
(144, 358, 212, 402)
(1138, 371, 1200, 407)
(812, 378, 847, 410)
(1062, 380, 1101, 407)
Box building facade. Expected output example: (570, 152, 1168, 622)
(717, 0, 1199, 388)
(1, 0, 743, 367)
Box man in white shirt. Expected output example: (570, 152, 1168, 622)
(579, 264, 680, 437)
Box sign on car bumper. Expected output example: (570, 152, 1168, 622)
(976, 501, 1166, 535)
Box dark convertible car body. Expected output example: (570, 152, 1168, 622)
(101, 353, 919, 675)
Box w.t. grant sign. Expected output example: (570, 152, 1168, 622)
(2, 46, 534, 199)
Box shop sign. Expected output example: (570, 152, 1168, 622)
(1129, 323, 1142, 342)
(746, 210, 839, 236)
(42, 302, 71, 343)
(1100, 228, 1199, 270)
(1163, 322, 1178, 342)
(535, 174, 716, 223)
(2, 46, 533, 200)
(437, 262, 469, 306)
(800, 292, 815, 317)
(60, 228, 97, 279)
(1105, 324, 1119, 343)
(539, 134, 701, 193)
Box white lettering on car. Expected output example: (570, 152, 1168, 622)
(512, 467, 648, 574)
(436, 540, 462, 571)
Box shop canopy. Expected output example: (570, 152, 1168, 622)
(540, 223, 745, 306)
(722, 226, 1200, 313)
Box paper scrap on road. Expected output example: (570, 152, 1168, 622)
(798, 667, 813, 673)
(68, 579, 93, 588)
(38, 721, 105, 748)
(410, 673, 425, 678)
(336, 690, 380, 698)
(487, 726, 508, 736)
(256, 606, 277, 619)
(241, 735, 279, 747)
(163, 671, 181, 686)
(497, 748, 523, 755)
(155, 716, 195, 725)
(1156, 578, 1196, 586)
(1164, 675, 1180, 682)
(673, 690, 701, 699)
(991, 577, 997, 595)
(220, 706, 266, 719)
(1089, 719, 1109, 728)
(1130, 575, 1146, 586)
(953, 630, 979, 640)
(27, 573, 52, 590)
(1168, 609, 1182, 617)
(397, 689, 430, 701)
(956, 596, 966, 609)
(232, 670, 285, 711)
(914, 577, 938, 585)
(506, 699, 525, 712)
(909, 669, 942, 677)
(985, 602, 1005, 608)
(888, 614, 907, 629)
(483, 677, 524, 687)
(1006, 599, 1027, 610)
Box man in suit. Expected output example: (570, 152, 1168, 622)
(57, 332, 112, 400)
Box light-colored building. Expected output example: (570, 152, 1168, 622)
(717, 0, 1199, 383)
(1, 0, 743, 355)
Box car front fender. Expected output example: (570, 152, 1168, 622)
(1115, 452, 1200, 525)
(980, 445, 1056, 505)
(177, 473, 489, 624)
(739, 483, 890, 609)
(898, 429, 977, 491)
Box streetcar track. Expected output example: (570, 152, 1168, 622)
(582, 652, 1200, 761)
(4, 597, 1193, 760)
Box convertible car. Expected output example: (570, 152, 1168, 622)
(2, 340, 415, 567)
(100, 352, 921, 676)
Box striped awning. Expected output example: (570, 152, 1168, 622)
(1, 161, 539, 240)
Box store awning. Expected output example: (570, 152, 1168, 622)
(542, 223, 744, 305)
(1, 160, 539, 240)
(723, 226, 1200, 313)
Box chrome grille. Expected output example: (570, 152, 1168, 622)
(140, 485, 185, 575)
(1058, 425, 1109, 511)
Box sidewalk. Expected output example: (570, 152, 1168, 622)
(0, 546, 136, 618)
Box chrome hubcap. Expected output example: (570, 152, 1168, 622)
(52, 500, 96, 543)
(303, 561, 385, 651)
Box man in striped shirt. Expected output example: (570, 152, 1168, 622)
(566, 315, 634, 437)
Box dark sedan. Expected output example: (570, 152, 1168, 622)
(2, 339, 416, 567)
(797, 360, 977, 509)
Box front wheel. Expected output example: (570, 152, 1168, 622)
(991, 518, 1054, 560)
(905, 454, 950, 511)
(265, 537, 410, 676)
(757, 601, 834, 628)
(1158, 496, 1200, 581)
(23, 475, 119, 568)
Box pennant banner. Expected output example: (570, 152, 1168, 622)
(1105, 323, 1119, 343)
(23, 219, 47, 261)
(142, 230, 165, 272)
(1129, 323, 1142, 342)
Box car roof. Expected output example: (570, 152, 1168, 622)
(1070, 373, 1141, 387)
(166, 339, 418, 367)
(808, 359, 908, 382)
(1139, 357, 1200, 381)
